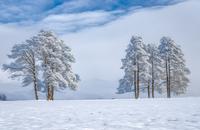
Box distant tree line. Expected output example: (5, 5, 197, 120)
(118, 36, 190, 98)
(3, 30, 80, 100)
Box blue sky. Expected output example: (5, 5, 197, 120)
(1, 0, 200, 99)
(0, 0, 184, 32)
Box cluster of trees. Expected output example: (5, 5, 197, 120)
(118, 36, 190, 98)
(2, 30, 190, 100)
(3, 30, 80, 100)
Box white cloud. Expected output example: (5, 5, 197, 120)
(0, 0, 51, 22)
(39, 10, 120, 33)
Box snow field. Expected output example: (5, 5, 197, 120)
(0, 98, 200, 130)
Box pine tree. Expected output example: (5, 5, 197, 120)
(35, 30, 80, 100)
(3, 42, 39, 100)
(145, 44, 163, 98)
(3, 30, 80, 101)
(159, 37, 190, 97)
(118, 36, 149, 99)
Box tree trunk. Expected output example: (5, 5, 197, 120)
(47, 85, 51, 100)
(152, 79, 154, 98)
(50, 86, 54, 100)
(32, 54, 39, 100)
(47, 86, 54, 101)
(148, 80, 150, 98)
(137, 64, 140, 98)
(168, 58, 171, 98)
(134, 71, 137, 99)
(151, 60, 155, 98)
(33, 79, 39, 100)
(43, 55, 53, 101)
(166, 60, 169, 98)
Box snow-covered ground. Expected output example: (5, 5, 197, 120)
(0, 98, 200, 130)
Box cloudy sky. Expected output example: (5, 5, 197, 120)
(0, 0, 199, 100)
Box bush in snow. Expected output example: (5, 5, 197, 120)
(0, 93, 7, 101)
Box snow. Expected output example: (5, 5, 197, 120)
(0, 97, 200, 130)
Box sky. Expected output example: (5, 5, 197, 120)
(0, 0, 200, 100)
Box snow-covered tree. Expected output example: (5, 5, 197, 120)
(159, 37, 190, 97)
(118, 36, 190, 98)
(3, 30, 80, 101)
(118, 36, 149, 99)
(34, 30, 80, 100)
(3, 42, 40, 100)
(145, 44, 163, 98)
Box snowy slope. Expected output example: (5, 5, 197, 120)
(0, 98, 200, 130)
